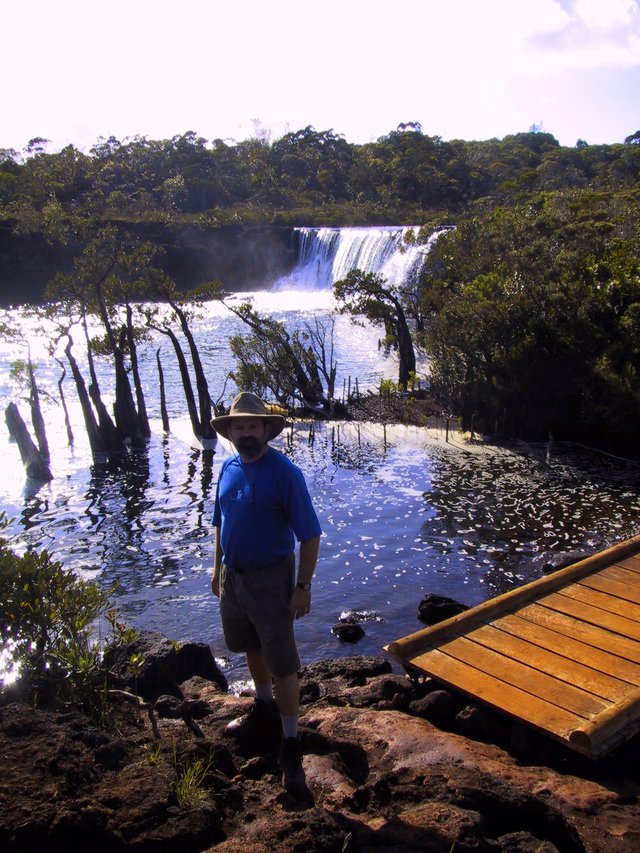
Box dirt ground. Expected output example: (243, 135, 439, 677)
(2, 652, 640, 852)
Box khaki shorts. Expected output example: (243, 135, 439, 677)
(219, 553, 300, 677)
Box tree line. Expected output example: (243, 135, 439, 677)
(1, 124, 639, 230)
(1, 123, 639, 459)
(330, 186, 640, 456)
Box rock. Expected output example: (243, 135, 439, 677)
(300, 655, 391, 688)
(93, 738, 127, 770)
(176, 641, 228, 692)
(103, 630, 181, 701)
(418, 593, 469, 625)
(154, 694, 183, 718)
(498, 831, 561, 852)
(154, 695, 213, 720)
(238, 755, 271, 780)
(104, 631, 228, 702)
(456, 703, 512, 745)
(1, 654, 640, 852)
(332, 621, 365, 642)
(345, 675, 416, 711)
(409, 688, 464, 725)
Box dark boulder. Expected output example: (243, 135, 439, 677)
(104, 630, 226, 702)
(332, 620, 365, 643)
(418, 593, 468, 625)
(176, 641, 228, 692)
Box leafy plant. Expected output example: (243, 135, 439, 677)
(126, 651, 146, 696)
(378, 378, 398, 398)
(0, 512, 121, 715)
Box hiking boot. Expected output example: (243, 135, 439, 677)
(278, 736, 306, 795)
(225, 698, 279, 737)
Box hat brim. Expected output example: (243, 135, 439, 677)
(209, 413, 286, 441)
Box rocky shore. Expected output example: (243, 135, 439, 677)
(2, 631, 640, 852)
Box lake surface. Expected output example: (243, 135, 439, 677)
(2, 288, 640, 687)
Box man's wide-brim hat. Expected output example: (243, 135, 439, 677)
(210, 392, 287, 440)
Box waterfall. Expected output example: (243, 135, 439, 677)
(276, 226, 450, 291)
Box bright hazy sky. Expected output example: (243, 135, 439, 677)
(3, 0, 639, 154)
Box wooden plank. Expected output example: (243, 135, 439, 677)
(570, 686, 640, 756)
(618, 554, 640, 573)
(470, 622, 634, 702)
(386, 534, 640, 660)
(385, 535, 640, 757)
(521, 602, 640, 663)
(496, 612, 640, 686)
(604, 563, 640, 583)
(408, 648, 586, 744)
(577, 572, 640, 607)
(541, 592, 640, 642)
(567, 581, 640, 621)
(433, 635, 607, 718)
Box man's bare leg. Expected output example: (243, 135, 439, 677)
(246, 647, 273, 689)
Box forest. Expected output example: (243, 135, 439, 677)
(1, 122, 639, 456)
(2, 123, 639, 230)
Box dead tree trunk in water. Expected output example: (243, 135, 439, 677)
(26, 354, 50, 462)
(54, 358, 74, 446)
(167, 299, 216, 439)
(65, 339, 122, 454)
(152, 326, 202, 438)
(5, 402, 53, 481)
(156, 348, 170, 433)
(126, 304, 151, 439)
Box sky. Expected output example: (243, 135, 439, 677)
(3, 0, 639, 155)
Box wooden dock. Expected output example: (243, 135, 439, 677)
(385, 534, 640, 758)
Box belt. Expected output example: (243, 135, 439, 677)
(224, 554, 293, 574)
(224, 561, 252, 574)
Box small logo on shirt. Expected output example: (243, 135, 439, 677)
(236, 490, 244, 501)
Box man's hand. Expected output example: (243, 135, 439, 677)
(211, 572, 220, 598)
(291, 586, 311, 619)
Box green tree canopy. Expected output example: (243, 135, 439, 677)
(418, 189, 640, 453)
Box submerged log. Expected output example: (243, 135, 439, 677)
(4, 402, 53, 482)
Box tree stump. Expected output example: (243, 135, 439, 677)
(4, 402, 53, 482)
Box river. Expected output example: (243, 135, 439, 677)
(2, 229, 640, 688)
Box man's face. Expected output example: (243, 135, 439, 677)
(228, 418, 270, 460)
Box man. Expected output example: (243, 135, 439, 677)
(210, 391, 321, 797)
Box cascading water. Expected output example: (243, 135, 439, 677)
(276, 226, 450, 290)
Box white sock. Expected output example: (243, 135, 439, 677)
(281, 714, 299, 739)
(255, 681, 274, 703)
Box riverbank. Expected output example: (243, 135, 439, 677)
(2, 636, 640, 852)
(0, 222, 296, 305)
(345, 392, 493, 454)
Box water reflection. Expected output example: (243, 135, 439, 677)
(417, 440, 640, 599)
(3, 293, 640, 685)
(2, 417, 640, 683)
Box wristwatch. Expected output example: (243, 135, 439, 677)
(296, 581, 312, 591)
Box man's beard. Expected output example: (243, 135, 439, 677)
(236, 436, 264, 459)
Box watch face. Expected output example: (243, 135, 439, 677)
(298, 582, 311, 590)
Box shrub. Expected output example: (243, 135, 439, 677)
(0, 512, 115, 711)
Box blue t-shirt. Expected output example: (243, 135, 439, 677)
(212, 446, 322, 570)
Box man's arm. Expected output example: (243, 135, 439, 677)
(211, 525, 223, 597)
(297, 535, 320, 587)
(291, 535, 320, 619)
